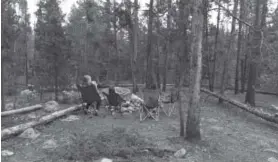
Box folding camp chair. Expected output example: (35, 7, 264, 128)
(77, 84, 102, 115)
(102, 87, 125, 116)
(160, 88, 178, 117)
(139, 89, 162, 122)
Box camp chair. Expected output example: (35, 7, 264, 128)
(102, 87, 125, 116)
(160, 89, 178, 117)
(77, 84, 102, 115)
(139, 89, 162, 122)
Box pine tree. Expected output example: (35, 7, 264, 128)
(34, 0, 69, 101)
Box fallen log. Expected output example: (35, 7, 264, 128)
(201, 88, 278, 124)
(1, 104, 83, 140)
(1, 104, 43, 117)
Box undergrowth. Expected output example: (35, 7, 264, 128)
(48, 127, 153, 161)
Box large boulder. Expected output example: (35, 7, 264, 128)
(1, 150, 14, 157)
(174, 148, 187, 158)
(19, 128, 40, 139)
(268, 157, 278, 162)
(42, 139, 58, 150)
(44, 101, 59, 112)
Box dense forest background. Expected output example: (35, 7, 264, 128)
(2, 0, 278, 105)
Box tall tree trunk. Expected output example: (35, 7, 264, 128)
(212, 1, 221, 92)
(2, 65, 5, 111)
(245, 0, 262, 106)
(219, 0, 238, 103)
(54, 56, 58, 101)
(113, 0, 119, 83)
(145, 0, 155, 89)
(235, 0, 245, 94)
(203, 0, 211, 90)
(177, 0, 190, 137)
(186, 0, 203, 141)
(131, 0, 138, 92)
(241, 29, 249, 93)
(155, 39, 161, 89)
(162, 0, 172, 92)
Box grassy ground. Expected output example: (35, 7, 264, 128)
(1, 90, 278, 162)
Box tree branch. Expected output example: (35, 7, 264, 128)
(213, 0, 254, 29)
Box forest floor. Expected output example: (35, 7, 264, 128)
(1, 90, 278, 162)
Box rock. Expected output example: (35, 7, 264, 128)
(95, 158, 113, 162)
(174, 148, 187, 158)
(44, 101, 59, 112)
(1, 150, 14, 157)
(42, 139, 58, 149)
(5, 102, 15, 111)
(61, 115, 79, 122)
(27, 112, 37, 119)
(131, 94, 144, 103)
(271, 105, 278, 111)
(211, 126, 223, 131)
(268, 157, 278, 162)
(207, 118, 218, 123)
(19, 128, 40, 139)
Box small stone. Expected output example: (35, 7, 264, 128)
(27, 112, 37, 119)
(268, 157, 278, 162)
(5, 103, 15, 111)
(1, 150, 14, 157)
(19, 128, 40, 139)
(207, 118, 218, 123)
(42, 139, 58, 149)
(174, 148, 187, 158)
(61, 115, 79, 122)
(211, 126, 223, 131)
(44, 100, 59, 112)
(95, 158, 113, 162)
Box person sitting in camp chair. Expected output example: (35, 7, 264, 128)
(102, 86, 125, 116)
(139, 89, 162, 122)
(77, 75, 106, 115)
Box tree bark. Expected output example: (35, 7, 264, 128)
(185, 0, 203, 141)
(54, 55, 58, 101)
(162, 0, 172, 92)
(131, 0, 138, 93)
(1, 104, 42, 117)
(113, 0, 119, 83)
(2, 104, 83, 140)
(203, 0, 211, 90)
(245, 0, 262, 106)
(145, 0, 155, 89)
(235, 0, 245, 94)
(219, 0, 238, 103)
(212, 1, 221, 92)
(241, 30, 249, 93)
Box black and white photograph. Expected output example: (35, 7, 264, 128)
(1, 0, 278, 161)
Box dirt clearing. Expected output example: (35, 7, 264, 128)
(2, 93, 278, 162)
